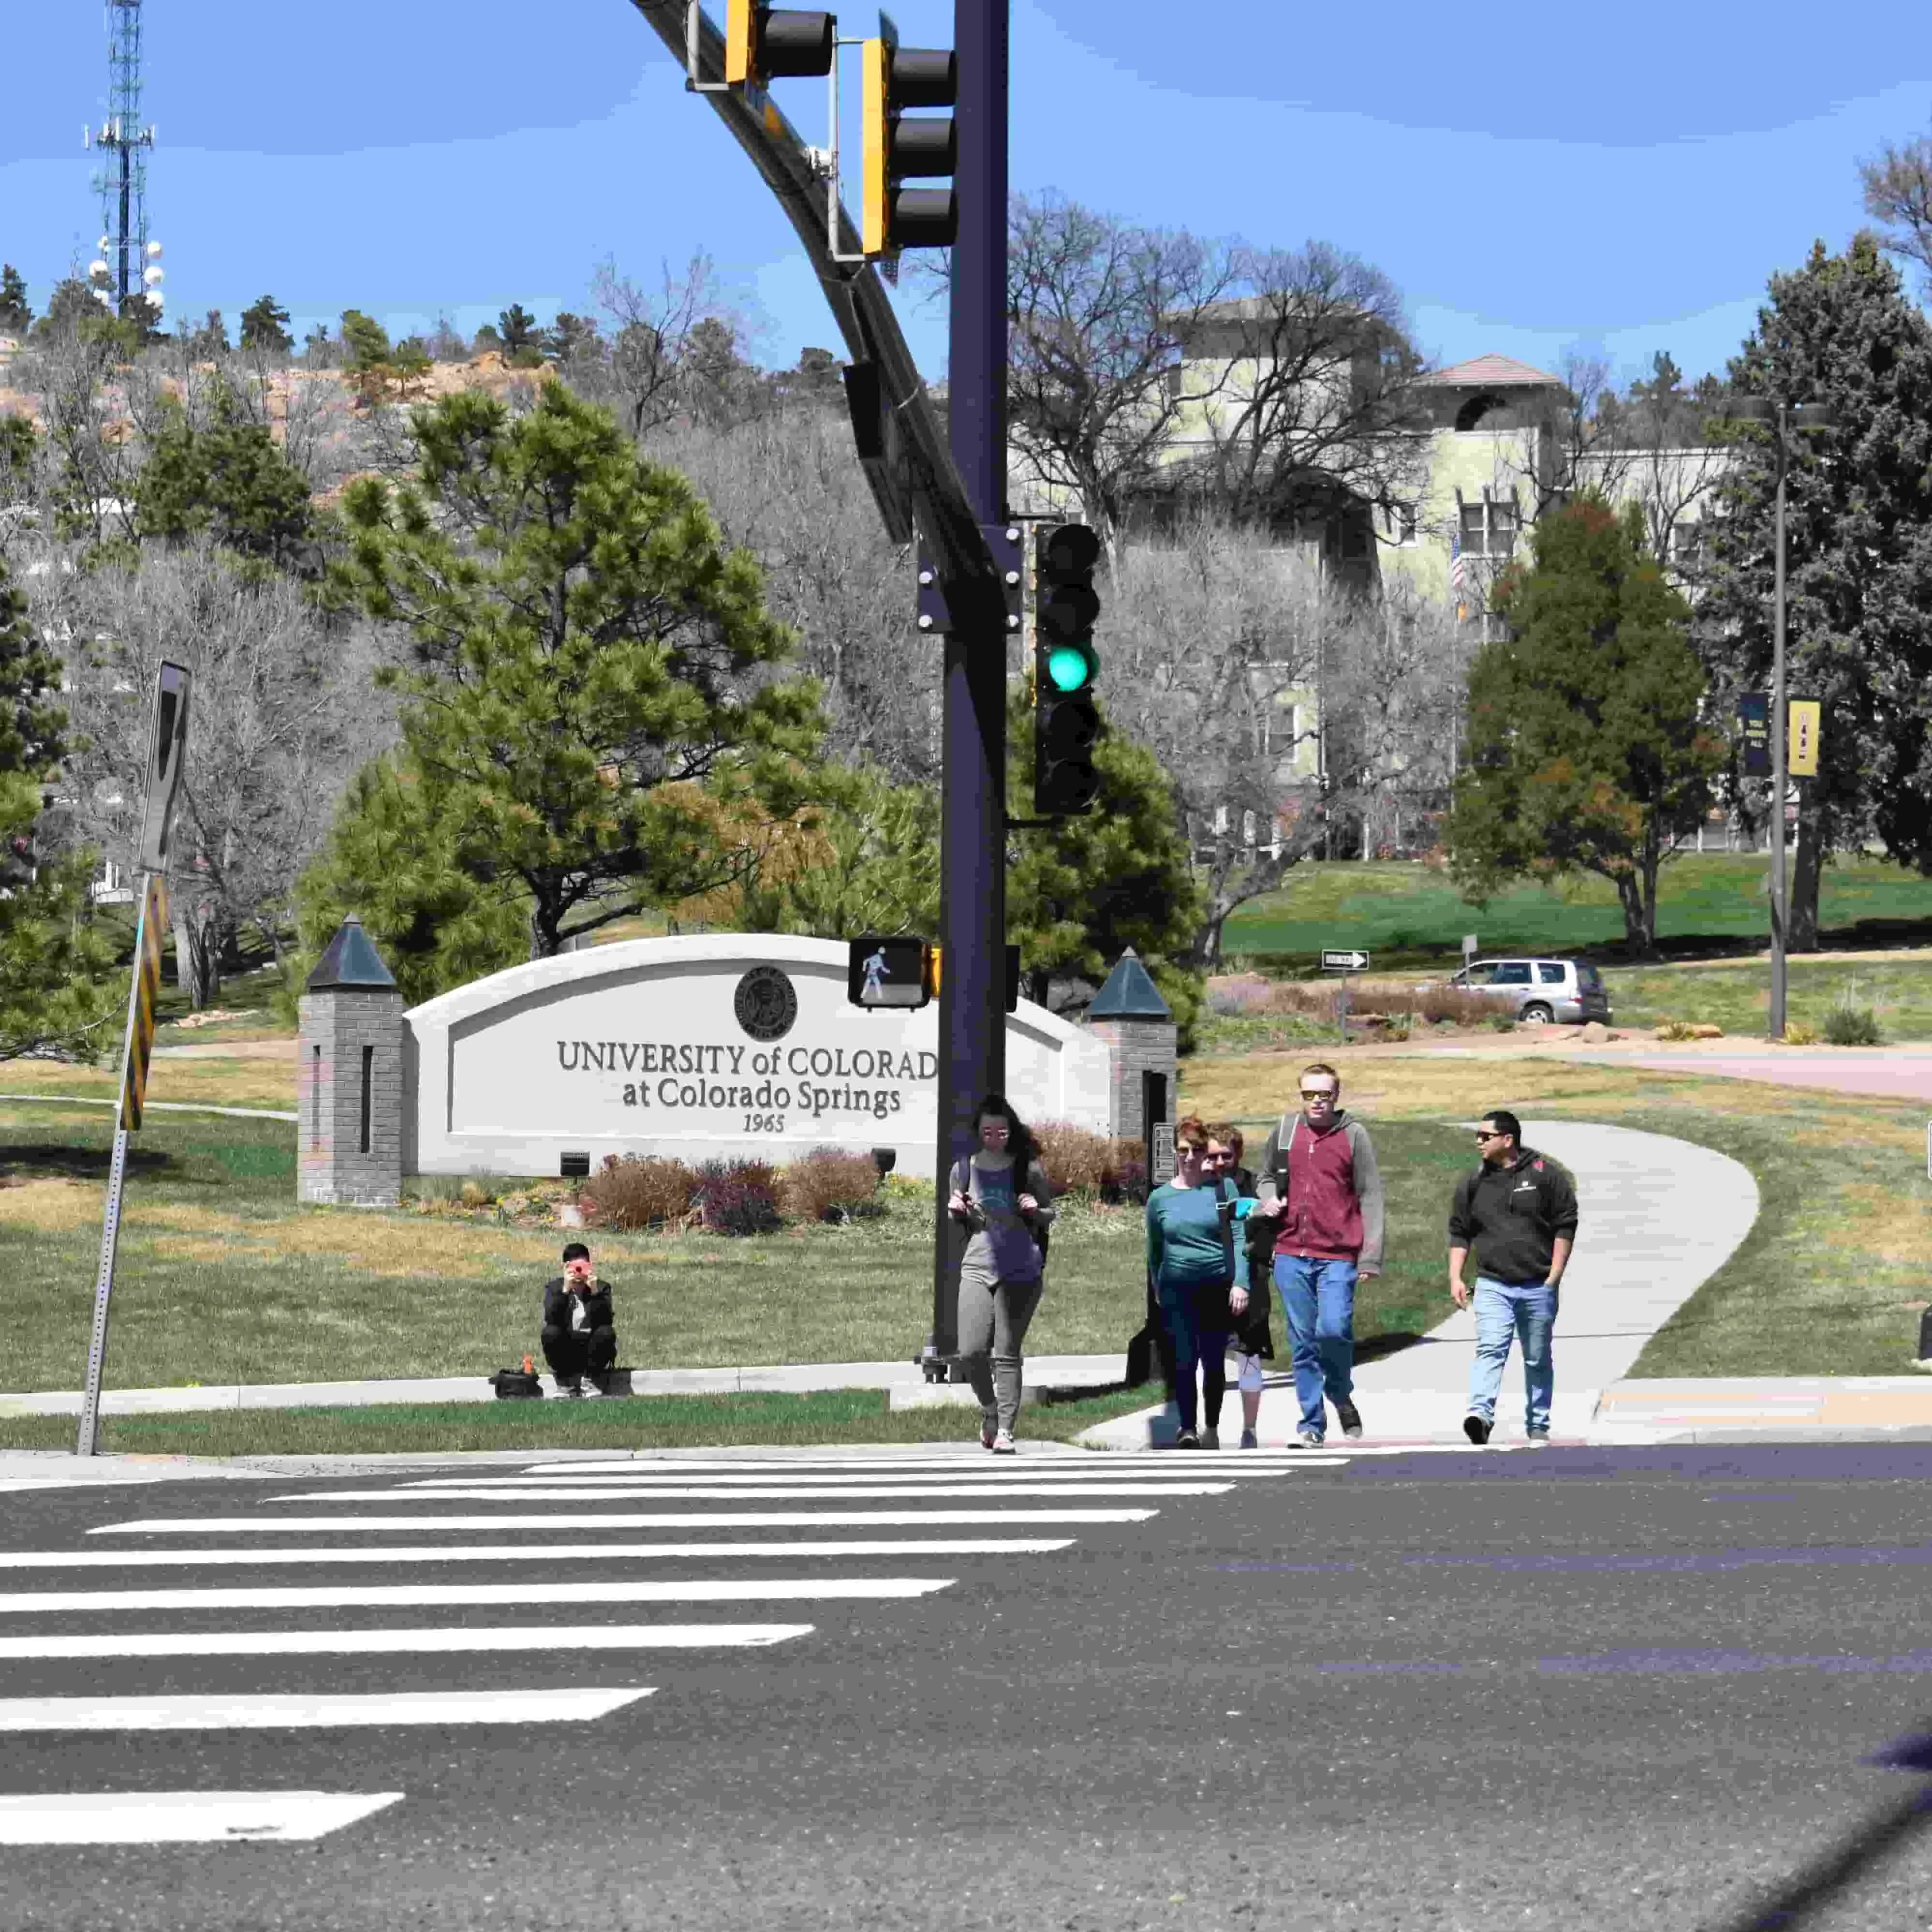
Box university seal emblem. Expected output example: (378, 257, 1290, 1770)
(733, 965, 798, 1044)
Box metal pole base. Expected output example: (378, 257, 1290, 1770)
(77, 1126, 131, 1457)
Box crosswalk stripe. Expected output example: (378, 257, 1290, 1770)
(403, 1467, 1306, 1488)
(536, 1455, 1341, 1473)
(0, 1579, 950, 1615)
(0, 1791, 404, 1844)
(273, 1483, 1236, 1502)
(94, 1509, 1158, 1534)
(0, 1539, 1075, 1570)
(0, 1689, 654, 1732)
(0, 1623, 813, 1660)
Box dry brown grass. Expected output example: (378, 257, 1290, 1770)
(0, 1179, 99, 1233)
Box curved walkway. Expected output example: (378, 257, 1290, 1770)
(1086, 1119, 1761, 1449)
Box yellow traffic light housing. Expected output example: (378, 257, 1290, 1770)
(724, 2, 833, 87)
(860, 36, 957, 257)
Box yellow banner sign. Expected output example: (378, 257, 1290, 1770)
(118, 875, 169, 1132)
(1788, 700, 1822, 778)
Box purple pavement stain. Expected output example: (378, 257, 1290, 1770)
(1397, 1545, 1932, 1575)
(1317, 1650, 1932, 1679)
(1867, 1734, 1932, 1773)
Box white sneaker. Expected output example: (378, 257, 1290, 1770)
(991, 1430, 1016, 1455)
(1199, 1427, 1220, 1451)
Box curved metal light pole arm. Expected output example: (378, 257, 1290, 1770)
(624, 0, 1001, 623)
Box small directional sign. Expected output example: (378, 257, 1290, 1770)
(1321, 949, 1371, 973)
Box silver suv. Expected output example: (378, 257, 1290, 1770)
(1448, 957, 1611, 1026)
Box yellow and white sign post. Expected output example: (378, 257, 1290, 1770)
(77, 663, 191, 1456)
(1789, 699, 1822, 779)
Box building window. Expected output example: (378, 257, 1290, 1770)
(1672, 519, 1705, 565)
(1459, 493, 1518, 560)
(1241, 809, 1257, 847)
(1381, 502, 1417, 546)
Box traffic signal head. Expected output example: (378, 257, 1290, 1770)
(1033, 523, 1104, 816)
(725, 3, 834, 85)
(861, 37, 958, 257)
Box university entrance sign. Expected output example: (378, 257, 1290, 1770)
(401, 935, 1111, 1178)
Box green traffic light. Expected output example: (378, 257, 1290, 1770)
(1046, 644, 1094, 693)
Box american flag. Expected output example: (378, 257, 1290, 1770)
(1449, 530, 1467, 593)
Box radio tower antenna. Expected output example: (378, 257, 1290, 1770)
(84, 1, 162, 322)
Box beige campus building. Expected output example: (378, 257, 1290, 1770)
(1009, 324, 1735, 855)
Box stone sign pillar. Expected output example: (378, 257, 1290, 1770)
(297, 916, 404, 1207)
(1085, 948, 1177, 1141)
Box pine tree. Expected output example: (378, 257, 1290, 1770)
(303, 383, 824, 989)
(0, 556, 118, 1060)
(1002, 691, 1204, 1036)
(133, 381, 315, 570)
(1449, 497, 1723, 956)
(1694, 234, 1932, 947)
(0, 265, 30, 334)
(497, 303, 543, 367)
(238, 295, 293, 354)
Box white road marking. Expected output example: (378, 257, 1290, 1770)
(405, 1467, 1311, 1487)
(0, 1539, 1075, 1570)
(0, 1689, 654, 1732)
(0, 1578, 949, 1614)
(536, 1455, 1342, 1473)
(93, 1509, 1157, 1534)
(0, 1790, 402, 1844)
(0, 1623, 812, 1660)
(274, 1483, 1234, 1502)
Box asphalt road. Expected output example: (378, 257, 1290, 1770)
(2, 1444, 1931, 1931)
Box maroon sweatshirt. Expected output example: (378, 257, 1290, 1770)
(1254, 1108, 1386, 1270)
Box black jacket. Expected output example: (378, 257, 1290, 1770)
(543, 1277, 615, 1334)
(1447, 1151, 1578, 1286)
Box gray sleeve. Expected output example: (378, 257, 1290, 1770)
(1027, 1161, 1057, 1227)
(1254, 1113, 1288, 1204)
(1350, 1124, 1385, 1273)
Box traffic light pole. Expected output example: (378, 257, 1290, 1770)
(929, 0, 1010, 1361)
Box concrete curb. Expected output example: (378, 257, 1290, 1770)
(0, 1354, 1127, 1419)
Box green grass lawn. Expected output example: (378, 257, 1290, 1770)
(1599, 957, 1932, 1039)
(1222, 855, 1932, 969)
(0, 1101, 1470, 1400)
(0, 1385, 1165, 1456)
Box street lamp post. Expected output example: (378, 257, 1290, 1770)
(1721, 396, 1835, 1041)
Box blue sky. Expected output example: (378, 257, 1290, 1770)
(2, 0, 1927, 390)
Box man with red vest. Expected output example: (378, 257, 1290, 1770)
(1251, 1062, 1385, 1446)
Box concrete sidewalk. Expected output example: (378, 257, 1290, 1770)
(0, 1354, 1126, 1419)
(1083, 1118, 1771, 1450)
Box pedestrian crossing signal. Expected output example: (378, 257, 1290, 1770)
(848, 934, 929, 1009)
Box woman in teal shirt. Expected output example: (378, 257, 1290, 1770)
(1145, 1115, 1245, 1448)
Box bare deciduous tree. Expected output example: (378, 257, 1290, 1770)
(1177, 242, 1433, 546)
(1101, 518, 1338, 965)
(1861, 126, 1932, 294)
(1000, 193, 1240, 555)
(658, 403, 939, 784)
(42, 542, 391, 1004)
(586, 251, 747, 442)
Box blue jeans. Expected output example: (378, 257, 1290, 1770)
(1273, 1255, 1357, 1438)
(1155, 1278, 1231, 1435)
(1467, 1277, 1558, 1434)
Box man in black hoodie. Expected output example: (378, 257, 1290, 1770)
(1447, 1110, 1577, 1446)
(541, 1242, 617, 1396)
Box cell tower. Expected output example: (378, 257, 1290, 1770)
(82, 0, 162, 319)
